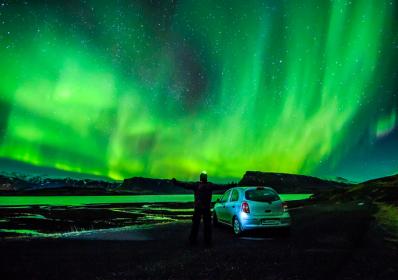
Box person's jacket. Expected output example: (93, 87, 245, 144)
(172, 179, 226, 210)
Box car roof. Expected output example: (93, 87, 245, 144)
(232, 186, 277, 192)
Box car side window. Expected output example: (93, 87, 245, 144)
(230, 190, 239, 202)
(221, 190, 231, 203)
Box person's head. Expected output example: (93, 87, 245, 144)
(200, 171, 207, 183)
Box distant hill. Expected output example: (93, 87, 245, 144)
(0, 173, 120, 195)
(239, 171, 350, 194)
(119, 177, 192, 194)
(312, 173, 398, 204)
(117, 171, 352, 195)
(0, 170, 353, 195)
(334, 174, 398, 203)
(118, 177, 233, 194)
(332, 176, 357, 185)
(362, 173, 398, 187)
(0, 174, 36, 191)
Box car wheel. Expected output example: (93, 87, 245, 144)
(233, 217, 242, 236)
(213, 212, 219, 227)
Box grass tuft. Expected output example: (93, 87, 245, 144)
(375, 203, 398, 240)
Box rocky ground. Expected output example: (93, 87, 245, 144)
(0, 202, 194, 238)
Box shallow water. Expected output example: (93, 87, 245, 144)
(0, 194, 312, 238)
(0, 194, 311, 206)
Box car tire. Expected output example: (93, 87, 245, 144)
(233, 217, 242, 236)
(213, 212, 220, 227)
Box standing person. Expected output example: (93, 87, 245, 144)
(172, 171, 224, 247)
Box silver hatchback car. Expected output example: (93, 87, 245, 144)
(213, 186, 291, 235)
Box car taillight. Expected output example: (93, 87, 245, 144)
(282, 202, 288, 212)
(241, 201, 250, 214)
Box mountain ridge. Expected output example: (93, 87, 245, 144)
(0, 170, 352, 195)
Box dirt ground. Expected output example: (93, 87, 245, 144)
(0, 201, 397, 280)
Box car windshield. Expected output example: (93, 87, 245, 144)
(245, 189, 279, 202)
(220, 190, 231, 203)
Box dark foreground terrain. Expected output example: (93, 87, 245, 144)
(0, 201, 396, 280)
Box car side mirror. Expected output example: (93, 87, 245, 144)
(216, 198, 221, 203)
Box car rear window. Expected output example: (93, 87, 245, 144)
(245, 189, 279, 202)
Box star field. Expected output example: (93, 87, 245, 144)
(0, 0, 397, 182)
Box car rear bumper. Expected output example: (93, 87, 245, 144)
(240, 213, 291, 230)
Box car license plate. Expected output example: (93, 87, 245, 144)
(261, 219, 278, 225)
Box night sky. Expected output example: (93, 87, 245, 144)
(0, 0, 397, 182)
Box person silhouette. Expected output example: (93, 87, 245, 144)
(172, 171, 225, 247)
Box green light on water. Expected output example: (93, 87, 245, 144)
(0, 229, 41, 236)
(0, 194, 311, 206)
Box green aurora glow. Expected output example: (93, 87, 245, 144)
(0, 0, 397, 181)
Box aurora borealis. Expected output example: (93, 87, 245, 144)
(0, 0, 397, 182)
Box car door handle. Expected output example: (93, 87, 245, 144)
(232, 206, 235, 208)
